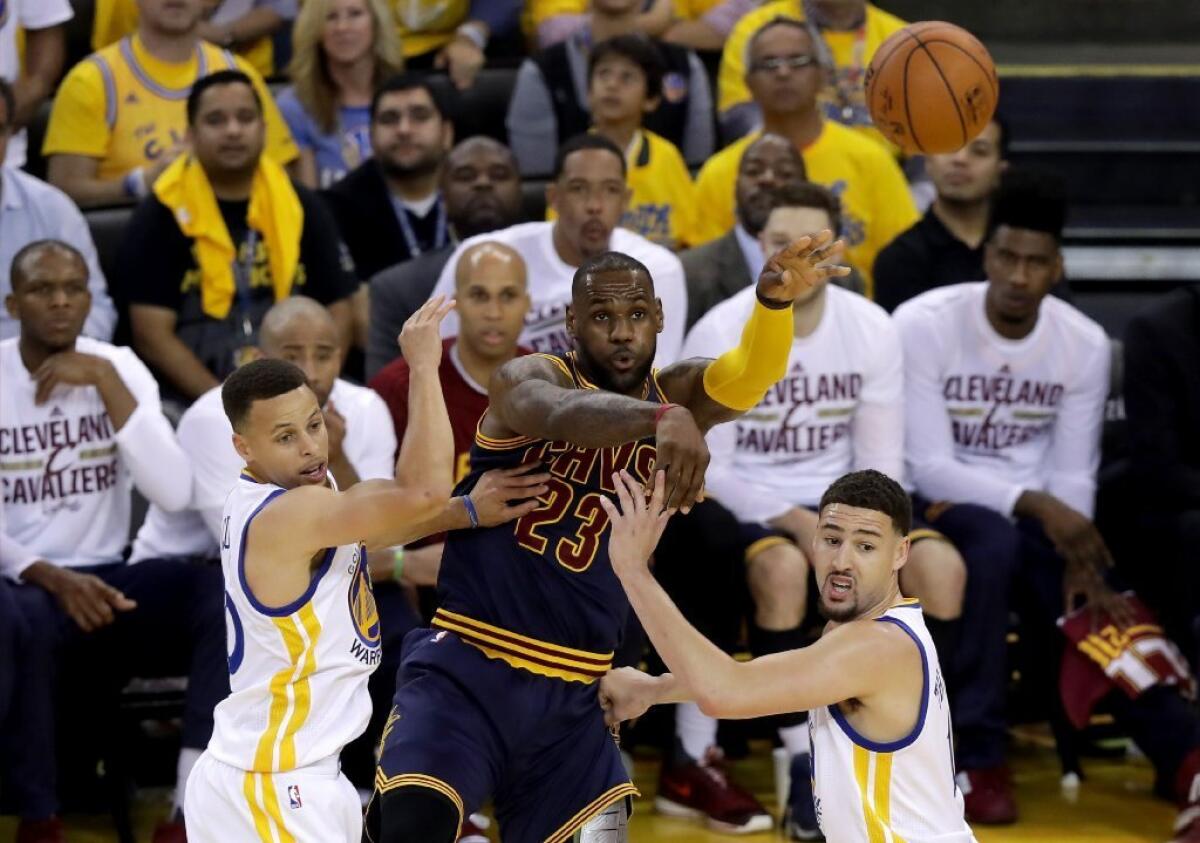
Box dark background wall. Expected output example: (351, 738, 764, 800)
(879, 0, 1200, 44)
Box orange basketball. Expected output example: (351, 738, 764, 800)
(865, 21, 999, 155)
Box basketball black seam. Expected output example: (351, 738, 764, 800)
(917, 38, 999, 100)
(867, 28, 913, 98)
(908, 29, 968, 150)
(899, 33, 925, 154)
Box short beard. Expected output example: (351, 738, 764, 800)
(817, 596, 859, 623)
(379, 153, 441, 183)
(574, 345, 654, 395)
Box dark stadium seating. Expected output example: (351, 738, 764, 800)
(453, 68, 519, 145)
(521, 179, 549, 222)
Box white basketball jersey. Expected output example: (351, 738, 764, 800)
(808, 601, 976, 842)
(207, 471, 382, 772)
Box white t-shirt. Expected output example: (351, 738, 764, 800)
(0, 336, 191, 578)
(0, 0, 74, 167)
(893, 282, 1110, 518)
(130, 378, 397, 561)
(428, 221, 688, 367)
(684, 284, 904, 523)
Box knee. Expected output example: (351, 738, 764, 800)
(903, 539, 966, 620)
(746, 543, 809, 612)
(371, 785, 461, 843)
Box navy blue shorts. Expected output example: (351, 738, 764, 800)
(370, 627, 637, 843)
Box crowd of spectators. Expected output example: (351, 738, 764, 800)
(1, 2, 1198, 842)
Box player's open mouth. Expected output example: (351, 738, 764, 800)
(827, 575, 854, 600)
(610, 353, 637, 372)
(300, 462, 327, 483)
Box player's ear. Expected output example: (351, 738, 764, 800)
(565, 303, 576, 340)
(232, 432, 252, 463)
(892, 535, 910, 574)
(654, 297, 664, 333)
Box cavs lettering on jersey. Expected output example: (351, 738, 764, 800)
(433, 351, 666, 683)
(208, 470, 380, 775)
(43, 34, 297, 181)
(808, 601, 976, 842)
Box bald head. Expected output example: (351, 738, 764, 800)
(259, 296, 336, 351)
(257, 297, 341, 406)
(453, 241, 530, 363)
(11, 240, 88, 291)
(454, 241, 527, 290)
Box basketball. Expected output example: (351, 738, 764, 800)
(865, 21, 999, 155)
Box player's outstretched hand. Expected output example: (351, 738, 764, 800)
(654, 406, 709, 513)
(602, 470, 674, 580)
(399, 295, 456, 370)
(468, 465, 553, 527)
(599, 666, 662, 728)
(757, 229, 851, 305)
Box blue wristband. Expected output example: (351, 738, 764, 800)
(461, 495, 480, 528)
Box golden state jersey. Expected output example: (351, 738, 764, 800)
(42, 35, 297, 180)
(208, 470, 381, 773)
(432, 351, 667, 684)
(808, 600, 976, 842)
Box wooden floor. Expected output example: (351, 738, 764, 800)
(0, 734, 1175, 841)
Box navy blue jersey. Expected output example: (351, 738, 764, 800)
(432, 351, 668, 683)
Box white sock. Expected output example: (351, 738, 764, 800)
(779, 722, 809, 759)
(676, 702, 719, 763)
(173, 747, 203, 815)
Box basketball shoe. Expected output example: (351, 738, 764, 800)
(957, 766, 1018, 824)
(656, 748, 773, 834)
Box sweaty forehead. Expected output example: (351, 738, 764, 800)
(578, 269, 653, 304)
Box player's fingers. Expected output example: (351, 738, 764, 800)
(649, 469, 667, 516)
(504, 499, 543, 520)
(599, 495, 619, 523)
(610, 472, 635, 517)
(618, 471, 646, 515)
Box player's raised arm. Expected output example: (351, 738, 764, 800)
(658, 230, 850, 430)
(600, 470, 916, 721)
(242, 298, 458, 562)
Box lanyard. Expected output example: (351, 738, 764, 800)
(395, 196, 448, 259)
(232, 229, 260, 345)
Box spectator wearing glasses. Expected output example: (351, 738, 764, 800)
(715, 0, 908, 147)
(692, 16, 916, 297)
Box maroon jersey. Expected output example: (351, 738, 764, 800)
(369, 338, 529, 484)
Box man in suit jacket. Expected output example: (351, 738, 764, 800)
(1124, 284, 1200, 661)
(366, 137, 524, 379)
(324, 74, 454, 283)
(680, 133, 806, 328)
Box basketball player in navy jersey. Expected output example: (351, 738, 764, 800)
(366, 233, 849, 843)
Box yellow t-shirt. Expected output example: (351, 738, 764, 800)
(547, 130, 696, 251)
(92, 0, 276, 77)
(43, 35, 298, 182)
(392, 0, 469, 58)
(691, 121, 918, 297)
(717, 1, 907, 150)
(672, 0, 725, 18)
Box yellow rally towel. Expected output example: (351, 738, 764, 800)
(154, 154, 304, 320)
